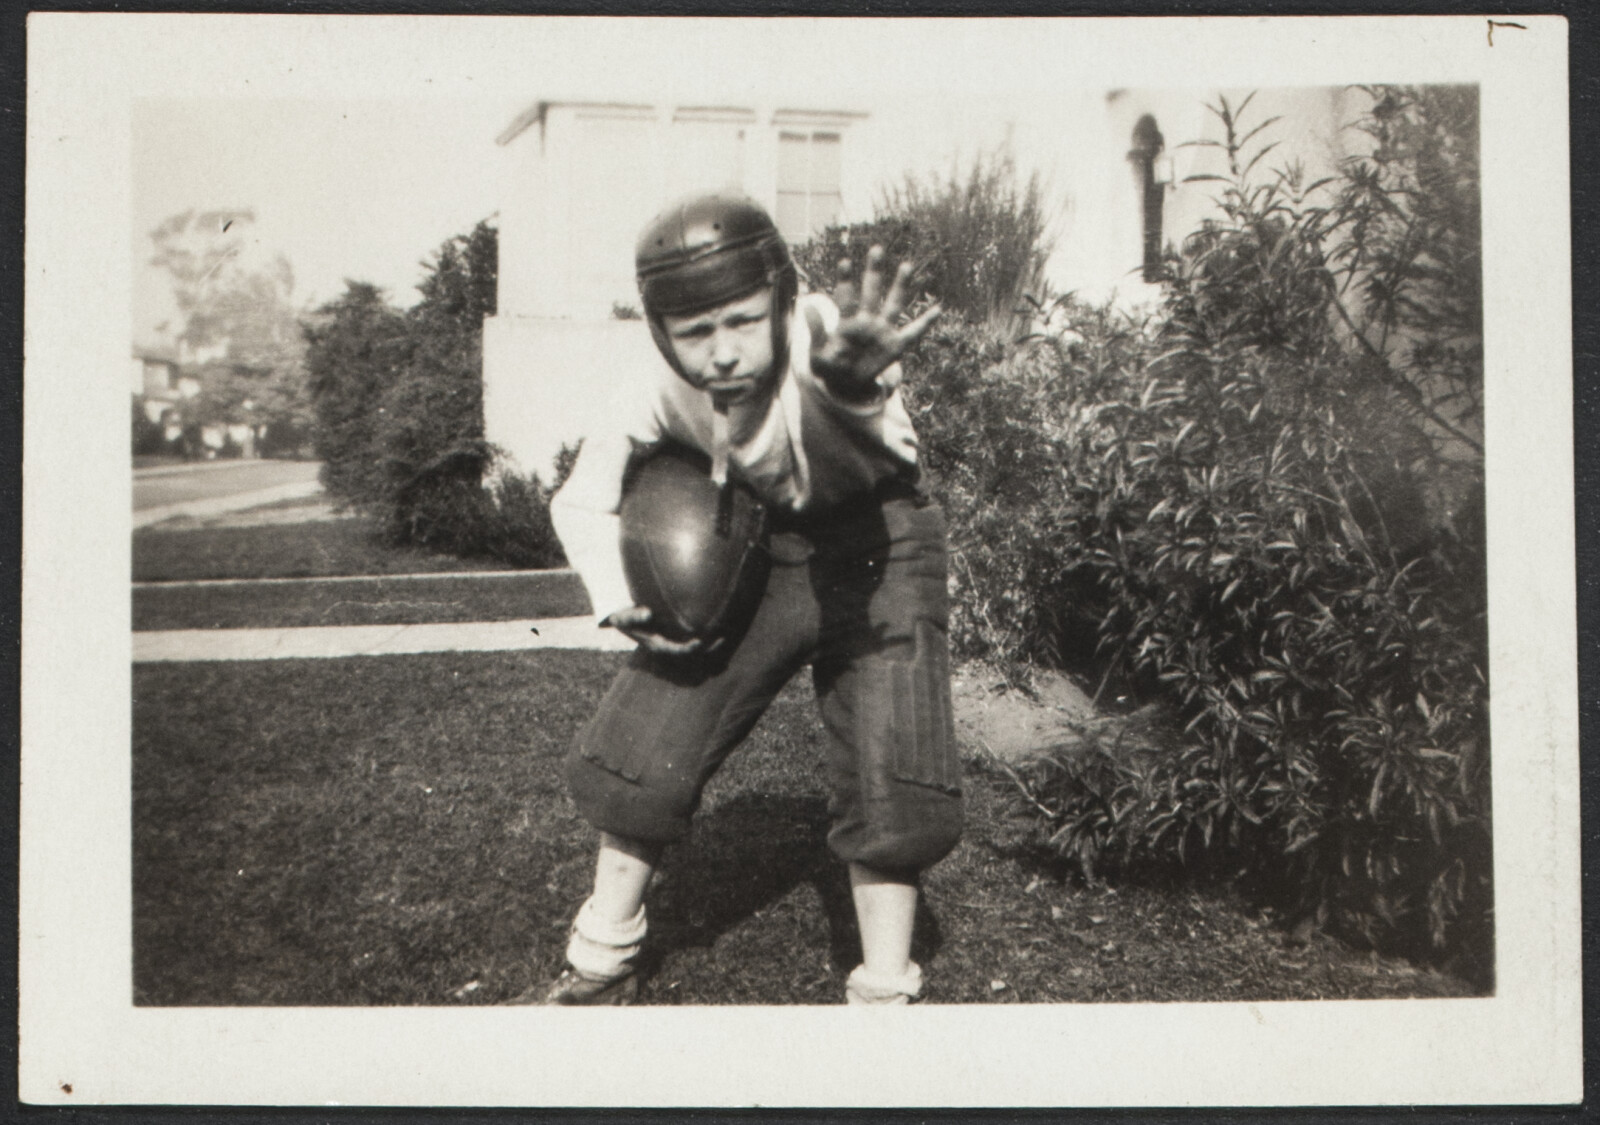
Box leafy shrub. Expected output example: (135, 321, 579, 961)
(303, 222, 566, 568)
(909, 312, 1095, 676)
(909, 89, 1489, 979)
(795, 145, 1054, 332)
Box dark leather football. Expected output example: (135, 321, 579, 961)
(618, 445, 770, 642)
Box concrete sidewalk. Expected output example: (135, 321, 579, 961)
(132, 477, 620, 660)
(133, 615, 634, 663)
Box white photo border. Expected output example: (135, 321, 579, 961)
(20, 12, 1580, 1107)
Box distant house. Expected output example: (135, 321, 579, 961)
(131, 345, 264, 458)
(483, 88, 1360, 480)
(131, 346, 199, 426)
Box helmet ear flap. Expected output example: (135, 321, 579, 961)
(769, 259, 798, 377)
(647, 314, 684, 380)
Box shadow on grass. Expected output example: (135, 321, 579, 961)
(642, 792, 944, 990)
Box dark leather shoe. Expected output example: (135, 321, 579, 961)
(541, 967, 639, 1006)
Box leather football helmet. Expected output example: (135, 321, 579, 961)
(635, 194, 798, 378)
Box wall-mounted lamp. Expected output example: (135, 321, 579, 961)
(1127, 114, 1167, 282)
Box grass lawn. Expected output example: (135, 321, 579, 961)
(133, 517, 515, 582)
(133, 571, 591, 631)
(133, 652, 1477, 1006)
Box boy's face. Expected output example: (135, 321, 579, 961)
(659, 287, 777, 404)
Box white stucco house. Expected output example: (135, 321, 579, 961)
(483, 87, 1365, 481)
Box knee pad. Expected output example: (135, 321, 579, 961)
(565, 748, 695, 844)
(830, 787, 964, 872)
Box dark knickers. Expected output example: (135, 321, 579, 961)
(564, 494, 963, 873)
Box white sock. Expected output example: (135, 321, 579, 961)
(845, 962, 923, 1005)
(565, 896, 647, 981)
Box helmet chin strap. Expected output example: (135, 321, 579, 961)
(709, 396, 731, 486)
(648, 277, 794, 494)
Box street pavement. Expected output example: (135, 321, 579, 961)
(134, 459, 324, 528)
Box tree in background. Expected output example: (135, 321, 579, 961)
(795, 146, 1054, 333)
(147, 209, 314, 455)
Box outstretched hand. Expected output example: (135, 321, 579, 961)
(803, 246, 942, 402)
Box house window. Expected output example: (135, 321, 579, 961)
(1128, 114, 1166, 282)
(776, 131, 843, 242)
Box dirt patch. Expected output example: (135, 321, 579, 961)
(952, 667, 1100, 763)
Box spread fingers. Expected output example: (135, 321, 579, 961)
(832, 257, 859, 317)
(880, 261, 916, 322)
(857, 246, 889, 312)
(892, 303, 944, 352)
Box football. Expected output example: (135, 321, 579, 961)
(618, 445, 771, 642)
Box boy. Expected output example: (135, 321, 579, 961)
(544, 193, 958, 1005)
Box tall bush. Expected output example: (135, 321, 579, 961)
(795, 146, 1054, 332)
(370, 220, 499, 549)
(303, 281, 411, 502)
(303, 222, 566, 568)
(908, 89, 1490, 977)
(1322, 85, 1483, 528)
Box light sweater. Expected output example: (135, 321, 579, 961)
(550, 293, 921, 621)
